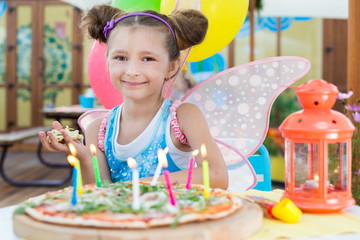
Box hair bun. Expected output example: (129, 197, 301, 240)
(81, 5, 123, 43)
(168, 9, 208, 50)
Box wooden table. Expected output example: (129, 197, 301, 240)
(41, 105, 104, 122)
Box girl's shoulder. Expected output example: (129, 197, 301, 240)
(175, 102, 204, 124)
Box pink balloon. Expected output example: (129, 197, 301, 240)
(88, 41, 123, 109)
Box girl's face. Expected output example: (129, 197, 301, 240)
(107, 26, 178, 101)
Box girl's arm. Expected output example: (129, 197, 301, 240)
(143, 103, 228, 190)
(177, 103, 228, 189)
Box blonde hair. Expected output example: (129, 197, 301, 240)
(81, 5, 208, 61)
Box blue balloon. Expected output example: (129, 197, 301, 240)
(0, 2, 7, 17)
(190, 53, 226, 74)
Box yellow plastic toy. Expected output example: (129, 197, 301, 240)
(246, 196, 302, 224)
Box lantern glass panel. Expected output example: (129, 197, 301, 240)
(294, 142, 319, 192)
(328, 142, 347, 192)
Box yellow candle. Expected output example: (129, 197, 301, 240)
(68, 143, 83, 194)
(200, 144, 210, 200)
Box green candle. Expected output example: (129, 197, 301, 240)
(90, 144, 102, 187)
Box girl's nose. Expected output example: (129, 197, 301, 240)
(125, 61, 141, 76)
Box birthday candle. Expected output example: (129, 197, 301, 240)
(67, 155, 77, 206)
(186, 149, 199, 189)
(158, 152, 176, 206)
(200, 144, 210, 200)
(164, 169, 176, 206)
(127, 158, 140, 210)
(67, 155, 83, 195)
(90, 144, 102, 187)
(151, 149, 167, 186)
(68, 143, 83, 194)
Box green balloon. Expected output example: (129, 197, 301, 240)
(111, 0, 161, 12)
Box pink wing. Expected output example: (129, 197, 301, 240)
(181, 56, 311, 191)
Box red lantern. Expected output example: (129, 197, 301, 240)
(279, 79, 355, 213)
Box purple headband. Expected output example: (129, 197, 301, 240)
(103, 12, 176, 40)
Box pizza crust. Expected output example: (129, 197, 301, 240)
(18, 183, 243, 229)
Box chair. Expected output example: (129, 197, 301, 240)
(77, 109, 110, 133)
(248, 144, 272, 191)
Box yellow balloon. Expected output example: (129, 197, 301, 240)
(160, 0, 249, 62)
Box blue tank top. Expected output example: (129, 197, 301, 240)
(104, 99, 181, 182)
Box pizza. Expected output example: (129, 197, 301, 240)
(46, 126, 83, 142)
(14, 182, 242, 229)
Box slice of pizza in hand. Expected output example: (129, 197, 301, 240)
(47, 126, 83, 143)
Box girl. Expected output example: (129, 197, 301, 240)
(39, 5, 228, 189)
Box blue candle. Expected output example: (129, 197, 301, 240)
(67, 155, 78, 206)
(71, 166, 77, 206)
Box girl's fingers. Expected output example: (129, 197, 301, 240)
(52, 121, 63, 130)
(46, 131, 69, 152)
(60, 129, 74, 144)
(38, 131, 58, 152)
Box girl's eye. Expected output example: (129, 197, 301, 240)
(143, 57, 155, 62)
(115, 56, 127, 61)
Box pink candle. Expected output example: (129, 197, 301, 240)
(186, 149, 199, 189)
(164, 169, 176, 206)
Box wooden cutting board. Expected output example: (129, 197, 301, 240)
(13, 199, 263, 240)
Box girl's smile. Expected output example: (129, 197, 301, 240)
(121, 80, 148, 87)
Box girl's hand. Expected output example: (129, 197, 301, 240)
(38, 121, 87, 157)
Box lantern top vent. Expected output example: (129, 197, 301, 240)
(296, 79, 339, 109)
(280, 79, 354, 140)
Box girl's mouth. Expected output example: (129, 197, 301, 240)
(122, 80, 147, 87)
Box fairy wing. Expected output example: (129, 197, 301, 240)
(181, 56, 311, 191)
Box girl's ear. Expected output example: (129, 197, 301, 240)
(167, 58, 181, 79)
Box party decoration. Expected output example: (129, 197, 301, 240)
(237, 16, 313, 38)
(0, 2, 7, 17)
(127, 158, 140, 210)
(68, 143, 83, 194)
(164, 169, 176, 206)
(161, 0, 249, 62)
(186, 149, 198, 189)
(200, 144, 209, 200)
(151, 149, 167, 186)
(67, 155, 78, 206)
(112, 0, 161, 12)
(90, 144, 102, 187)
(279, 79, 355, 213)
(189, 53, 226, 83)
(88, 41, 123, 109)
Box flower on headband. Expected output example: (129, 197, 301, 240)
(103, 19, 116, 39)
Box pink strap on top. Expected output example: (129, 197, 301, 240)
(97, 101, 189, 151)
(98, 112, 109, 152)
(170, 100, 190, 146)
